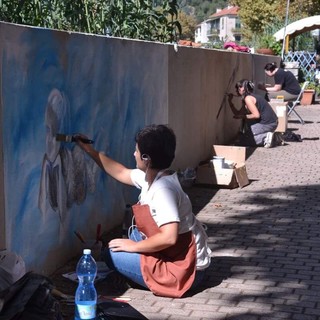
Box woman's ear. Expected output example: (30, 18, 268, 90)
(141, 154, 150, 161)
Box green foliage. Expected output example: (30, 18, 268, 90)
(291, 32, 315, 52)
(305, 74, 320, 95)
(0, 0, 181, 43)
(271, 40, 282, 56)
(306, 82, 319, 93)
(178, 10, 197, 40)
(290, 0, 320, 17)
(257, 35, 275, 49)
(229, 0, 320, 44)
(230, 0, 278, 36)
(256, 34, 281, 55)
(201, 40, 224, 49)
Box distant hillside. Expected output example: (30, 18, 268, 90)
(152, 0, 228, 23)
(178, 0, 229, 23)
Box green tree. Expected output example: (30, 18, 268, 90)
(229, 0, 320, 43)
(229, 0, 278, 36)
(289, 0, 320, 17)
(0, 0, 181, 43)
(178, 10, 197, 40)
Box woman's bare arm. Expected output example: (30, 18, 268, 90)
(75, 134, 134, 185)
(244, 96, 260, 119)
(108, 222, 179, 253)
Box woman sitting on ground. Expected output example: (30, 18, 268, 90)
(259, 62, 301, 101)
(75, 124, 211, 298)
(228, 79, 281, 148)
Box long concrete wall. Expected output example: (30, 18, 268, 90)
(168, 47, 278, 169)
(0, 21, 279, 274)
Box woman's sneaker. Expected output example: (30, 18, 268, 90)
(274, 132, 285, 146)
(264, 132, 274, 148)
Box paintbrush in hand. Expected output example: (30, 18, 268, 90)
(55, 134, 94, 144)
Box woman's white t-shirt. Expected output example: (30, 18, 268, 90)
(130, 169, 211, 270)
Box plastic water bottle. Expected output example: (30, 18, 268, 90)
(75, 249, 97, 320)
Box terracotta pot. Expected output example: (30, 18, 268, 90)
(300, 90, 315, 105)
(256, 48, 274, 55)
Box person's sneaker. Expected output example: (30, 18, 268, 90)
(264, 132, 274, 148)
(274, 132, 285, 146)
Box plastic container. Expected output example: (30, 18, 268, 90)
(0, 250, 26, 286)
(75, 249, 97, 320)
(212, 156, 225, 169)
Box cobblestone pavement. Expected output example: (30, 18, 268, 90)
(53, 104, 320, 320)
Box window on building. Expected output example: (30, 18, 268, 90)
(235, 18, 241, 29)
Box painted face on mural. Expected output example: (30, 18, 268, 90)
(45, 89, 65, 162)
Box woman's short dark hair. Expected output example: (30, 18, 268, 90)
(135, 124, 176, 169)
(264, 62, 277, 72)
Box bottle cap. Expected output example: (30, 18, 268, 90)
(83, 249, 91, 255)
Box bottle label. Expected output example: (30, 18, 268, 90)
(75, 301, 96, 319)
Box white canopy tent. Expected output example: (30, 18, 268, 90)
(274, 15, 320, 41)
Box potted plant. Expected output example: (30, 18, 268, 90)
(301, 81, 319, 105)
(256, 35, 281, 56)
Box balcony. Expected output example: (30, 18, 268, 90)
(207, 28, 220, 37)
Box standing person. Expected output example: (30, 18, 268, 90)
(258, 62, 301, 101)
(228, 79, 281, 148)
(75, 125, 211, 298)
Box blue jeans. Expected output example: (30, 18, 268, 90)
(102, 228, 147, 287)
(101, 227, 205, 291)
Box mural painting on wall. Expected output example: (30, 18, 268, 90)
(1, 22, 167, 273)
(38, 88, 99, 223)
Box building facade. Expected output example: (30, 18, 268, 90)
(195, 6, 241, 44)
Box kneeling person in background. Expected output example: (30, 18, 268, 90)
(228, 79, 282, 148)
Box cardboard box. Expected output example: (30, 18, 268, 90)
(270, 102, 288, 133)
(196, 145, 249, 188)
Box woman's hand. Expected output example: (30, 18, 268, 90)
(109, 223, 179, 254)
(257, 82, 267, 91)
(227, 93, 234, 101)
(73, 133, 106, 170)
(72, 133, 96, 155)
(109, 238, 137, 252)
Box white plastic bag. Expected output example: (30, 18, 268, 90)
(0, 250, 26, 290)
